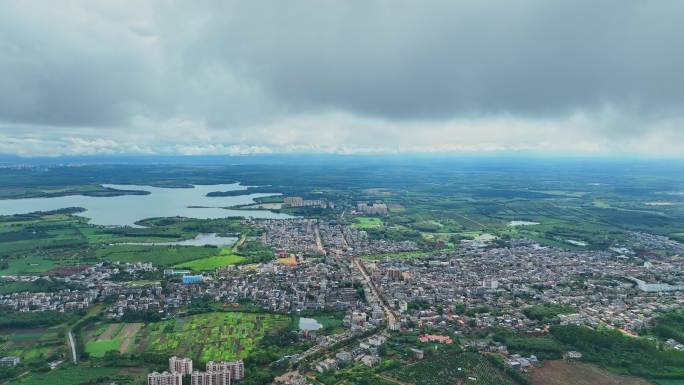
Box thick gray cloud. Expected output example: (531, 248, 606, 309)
(0, 1, 683, 155)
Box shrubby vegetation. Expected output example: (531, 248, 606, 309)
(0, 310, 79, 329)
(652, 310, 684, 343)
(522, 304, 576, 321)
(551, 325, 684, 379)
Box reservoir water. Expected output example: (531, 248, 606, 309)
(117, 233, 238, 247)
(298, 317, 323, 331)
(0, 183, 292, 226)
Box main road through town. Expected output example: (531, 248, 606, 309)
(354, 258, 398, 330)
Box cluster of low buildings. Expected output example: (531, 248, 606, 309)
(0, 356, 20, 367)
(283, 197, 328, 209)
(250, 219, 323, 256)
(249, 219, 418, 260)
(366, 239, 684, 334)
(0, 287, 97, 312)
(355, 202, 388, 216)
(314, 334, 386, 373)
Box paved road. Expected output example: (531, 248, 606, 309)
(67, 330, 78, 364)
(314, 224, 325, 254)
(354, 258, 398, 329)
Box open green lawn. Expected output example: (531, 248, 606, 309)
(352, 217, 384, 229)
(85, 338, 123, 357)
(0, 255, 64, 276)
(174, 248, 246, 270)
(96, 244, 217, 266)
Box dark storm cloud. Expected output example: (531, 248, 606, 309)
(186, 0, 684, 120)
(0, 1, 683, 155)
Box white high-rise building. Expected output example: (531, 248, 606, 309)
(169, 356, 193, 375)
(191, 370, 231, 385)
(206, 360, 244, 380)
(148, 371, 183, 385)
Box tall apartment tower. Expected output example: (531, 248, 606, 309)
(169, 356, 193, 375)
(148, 371, 183, 385)
(191, 370, 231, 385)
(206, 360, 244, 380)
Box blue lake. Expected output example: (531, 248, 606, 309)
(0, 183, 292, 226)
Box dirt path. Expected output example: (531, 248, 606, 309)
(118, 323, 142, 353)
(453, 213, 486, 229)
(98, 324, 119, 340)
(314, 224, 325, 254)
(378, 374, 413, 385)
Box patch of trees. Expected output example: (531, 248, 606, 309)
(652, 311, 684, 344)
(551, 325, 684, 379)
(522, 304, 575, 322)
(237, 241, 275, 263)
(0, 310, 78, 329)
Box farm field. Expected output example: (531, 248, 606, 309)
(174, 247, 246, 270)
(389, 350, 518, 385)
(84, 323, 142, 357)
(83, 312, 292, 362)
(0, 211, 250, 275)
(0, 328, 64, 362)
(529, 360, 651, 385)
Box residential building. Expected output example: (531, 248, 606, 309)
(170, 356, 193, 375)
(148, 371, 183, 385)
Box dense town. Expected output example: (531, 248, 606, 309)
(2, 211, 684, 384)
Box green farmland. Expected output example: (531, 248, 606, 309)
(0, 328, 65, 362)
(83, 312, 292, 362)
(174, 247, 246, 271)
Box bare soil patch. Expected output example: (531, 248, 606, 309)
(118, 323, 142, 353)
(98, 324, 119, 341)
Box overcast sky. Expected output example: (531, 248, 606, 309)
(1, 1, 683, 157)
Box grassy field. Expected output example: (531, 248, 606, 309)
(0, 211, 249, 276)
(83, 312, 291, 362)
(96, 244, 217, 266)
(174, 247, 246, 270)
(352, 217, 384, 229)
(0, 255, 64, 276)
